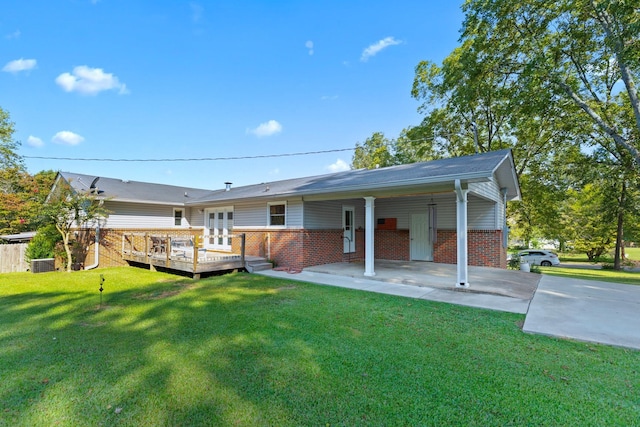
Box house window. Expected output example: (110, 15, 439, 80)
(173, 208, 184, 227)
(268, 202, 286, 226)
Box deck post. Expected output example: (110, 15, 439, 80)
(193, 235, 199, 274)
(240, 233, 246, 265)
(166, 234, 170, 267)
(144, 233, 149, 264)
(121, 234, 125, 259)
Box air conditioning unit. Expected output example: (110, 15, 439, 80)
(31, 258, 55, 273)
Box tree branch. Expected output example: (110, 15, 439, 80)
(592, 1, 640, 140)
(556, 79, 640, 168)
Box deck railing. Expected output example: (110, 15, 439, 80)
(121, 232, 246, 276)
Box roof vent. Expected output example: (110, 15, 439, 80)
(224, 182, 232, 191)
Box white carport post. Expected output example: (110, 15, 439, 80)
(364, 196, 376, 276)
(455, 180, 470, 288)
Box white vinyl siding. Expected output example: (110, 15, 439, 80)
(102, 201, 192, 229)
(189, 210, 205, 228)
(467, 196, 498, 229)
(469, 179, 501, 202)
(304, 199, 364, 229)
(216, 199, 304, 229)
(374, 194, 498, 230)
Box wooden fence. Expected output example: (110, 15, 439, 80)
(0, 243, 28, 273)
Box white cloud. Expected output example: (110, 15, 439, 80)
(360, 36, 402, 62)
(52, 131, 84, 146)
(269, 168, 280, 176)
(2, 58, 37, 73)
(321, 95, 338, 101)
(247, 120, 283, 137)
(55, 66, 128, 95)
(26, 135, 44, 147)
(305, 40, 314, 55)
(327, 158, 350, 172)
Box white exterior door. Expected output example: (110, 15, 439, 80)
(343, 205, 355, 253)
(411, 212, 433, 261)
(205, 207, 233, 250)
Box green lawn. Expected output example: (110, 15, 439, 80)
(626, 247, 640, 261)
(540, 266, 640, 285)
(1, 268, 638, 426)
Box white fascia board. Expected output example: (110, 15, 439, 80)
(105, 197, 186, 207)
(491, 152, 521, 201)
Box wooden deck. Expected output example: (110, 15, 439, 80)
(121, 233, 246, 278)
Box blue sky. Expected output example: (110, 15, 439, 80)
(2, 0, 463, 189)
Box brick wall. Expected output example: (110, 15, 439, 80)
(434, 229, 505, 268)
(81, 226, 505, 270)
(234, 229, 305, 270)
(375, 230, 410, 260)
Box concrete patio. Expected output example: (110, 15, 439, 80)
(261, 260, 540, 314)
(305, 260, 540, 300)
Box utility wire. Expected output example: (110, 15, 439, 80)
(22, 136, 441, 163)
(23, 147, 356, 162)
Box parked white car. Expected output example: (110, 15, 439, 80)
(516, 249, 560, 267)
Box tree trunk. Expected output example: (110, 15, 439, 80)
(63, 232, 73, 272)
(613, 182, 626, 270)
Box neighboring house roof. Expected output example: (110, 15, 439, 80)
(0, 231, 37, 243)
(57, 171, 216, 206)
(188, 149, 520, 205)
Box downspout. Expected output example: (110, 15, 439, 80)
(84, 226, 100, 270)
(501, 188, 508, 249)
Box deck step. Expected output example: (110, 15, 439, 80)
(245, 257, 273, 273)
(248, 262, 273, 272)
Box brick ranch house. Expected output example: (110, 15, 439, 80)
(53, 149, 520, 286)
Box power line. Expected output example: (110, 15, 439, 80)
(22, 136, 442, 163)
(23, 147, 356, 162)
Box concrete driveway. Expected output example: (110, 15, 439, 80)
(523, 275, 640, 350)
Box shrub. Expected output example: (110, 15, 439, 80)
(25, 224, 62, 262)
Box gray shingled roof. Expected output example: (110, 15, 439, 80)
(188, 149, 520, 205)
(57, 150, 520, 206)
(58, 172, 217, 206)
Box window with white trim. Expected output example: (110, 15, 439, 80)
(268, 202, 286, 226)
(173, 208, 184, 227)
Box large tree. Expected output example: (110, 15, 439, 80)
(0, 170, 56, 234)
(460, 0, 640, 169)
(0, 107, 23, 171)
(408, 0, 640, 259)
